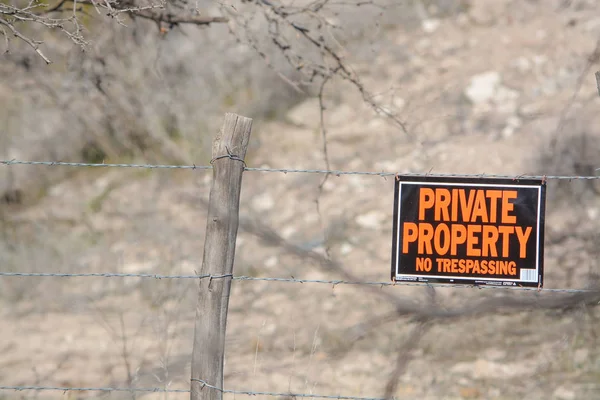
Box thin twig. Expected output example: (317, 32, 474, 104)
(0, 17, 51, 63)
(130, 10, 227, 25)
(383, 320, 431, 399)
(315, 74, 334, 256)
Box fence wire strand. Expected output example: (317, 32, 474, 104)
(0, 159, 211, 170)
(0, 382, 390, 400)
(2, 159, 600, 180)
(0, 385, 189, 394)
(0, 271, 594, 293)
(8, 380, 595, 400)
(192, 378, 389, 400)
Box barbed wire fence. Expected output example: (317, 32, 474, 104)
(0, 384, 392, 400)
(0, 271, 595, 293)
(1, 135, 600, 399)
(2, 159, 600, 180)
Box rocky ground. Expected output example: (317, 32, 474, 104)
(2, 1, 600, 399)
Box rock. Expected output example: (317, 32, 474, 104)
(282, 226, 296, 239)
(465, 71, 501, 105)
(422, 19, 440, 33)
(340, 242, 353, 255)
(355, 211, 385, 230)
(252, 192, 274, 212)
(393, 97, 406, 110)
(553, 386, 576, 400)
(265, 256, 278, 268)
(465, 71, 519, 113)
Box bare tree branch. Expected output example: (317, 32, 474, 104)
(4, 0, 411, 148)
(383, 320, 431, 399)
(126, 9, 228, 25)
(224, 0, 411, 135)
(315, 73, 334, 257)
(0, 16, 51, 63)
(1, 0, 228, 64)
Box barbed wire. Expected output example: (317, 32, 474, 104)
(0, 382, 390, 400)
(0, 271, 594, 293)
(192, 378, 389, 400)
(2, 159, 600, 180)
(0, 271, 230, 279)
(0, 385, 188, 393)
(0, 159, 211, 170)
(9, 382, 596, 399)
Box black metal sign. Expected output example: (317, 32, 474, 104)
(391, 176, 546, 287)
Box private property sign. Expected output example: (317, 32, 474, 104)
(391, 176, 546, 287)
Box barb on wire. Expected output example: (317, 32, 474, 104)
(191, 378, 387, 400)
(0, 385, 189, 393)
(0, 271, 595, 293)
(2, 159, 600, 180)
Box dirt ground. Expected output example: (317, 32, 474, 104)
(2, 1, 600, 399)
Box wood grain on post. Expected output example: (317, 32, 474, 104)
(190, 113, 253, 400)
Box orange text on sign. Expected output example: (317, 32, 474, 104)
(418, 188, 517, 223)
(414, 257, 517, 275)
(402, 186, 535, 262)
(402, 222, 532, 258)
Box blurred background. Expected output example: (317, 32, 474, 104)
(1, 0, 600, 399)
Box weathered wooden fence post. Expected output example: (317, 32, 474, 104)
(190, 113, 253, 400)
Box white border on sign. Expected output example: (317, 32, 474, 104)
(394, 181, 542, 283)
